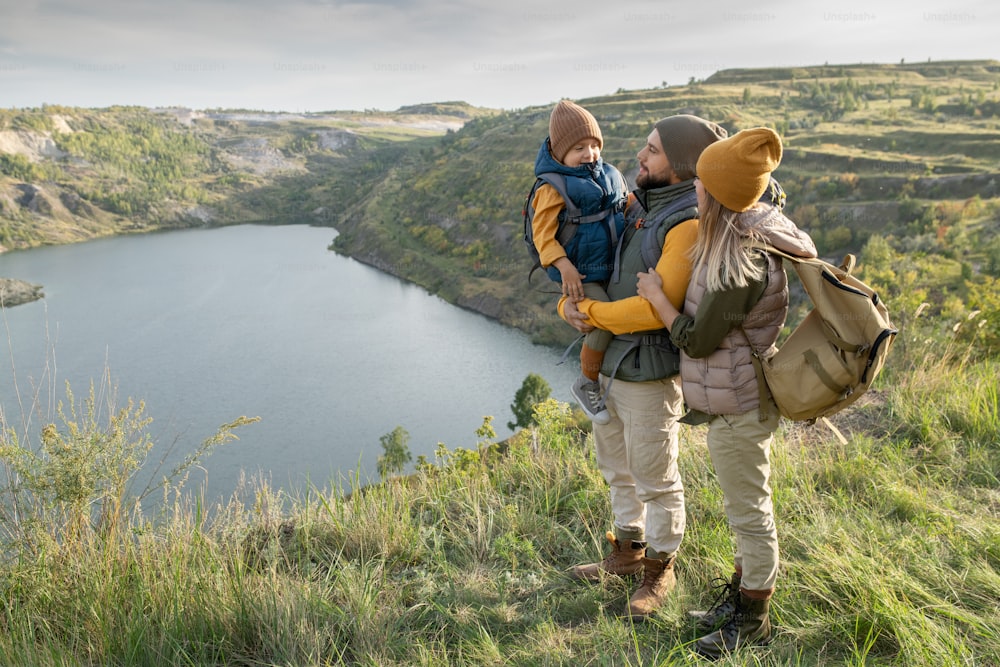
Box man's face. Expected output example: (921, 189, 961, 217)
(636, 129, 677, 189)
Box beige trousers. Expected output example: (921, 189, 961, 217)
(593, 374, 686, 557)
(706, 405, 781, 592)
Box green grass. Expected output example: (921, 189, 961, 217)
(1, 336, 998, 665)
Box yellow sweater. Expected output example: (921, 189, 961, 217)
(530, 184, 569, 269)
(558, 216, 698, 335)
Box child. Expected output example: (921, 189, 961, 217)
(636, 127, 817, 658)
(530, 99, 627, 424)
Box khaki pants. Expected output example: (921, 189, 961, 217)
(706, 406, 780, 592)
(593, 374, 685, 556)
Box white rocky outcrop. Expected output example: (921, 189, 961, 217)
(0, 129, 67, 162)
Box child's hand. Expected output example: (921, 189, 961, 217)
(556, 260, 585, 301)
(636, 268, 663, 302)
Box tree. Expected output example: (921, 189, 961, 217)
(377, 426, 412, 478)
(508, 373, 552, 431)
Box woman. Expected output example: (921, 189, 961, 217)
(636, 127, 816, 659)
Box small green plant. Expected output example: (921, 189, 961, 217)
(0, 370, 258, 551)
(475, 415, 496, 449)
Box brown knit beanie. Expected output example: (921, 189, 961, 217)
(548, 100, 603, 163)
(696, 127, 783, 212)
(653, 115, 728, 181)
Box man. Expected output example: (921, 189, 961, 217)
(561, 114, 728, 620)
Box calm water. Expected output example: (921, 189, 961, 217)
(0, 224, 578, 502)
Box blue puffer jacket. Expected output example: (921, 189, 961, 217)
(533, 138, 627, 284)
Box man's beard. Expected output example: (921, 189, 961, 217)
(636, 170, 672, 190)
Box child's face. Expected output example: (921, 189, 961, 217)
(561, 139, 601, 167)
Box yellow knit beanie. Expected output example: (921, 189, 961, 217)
(696, 127, 783, 212)
(548, 100, 603, 163)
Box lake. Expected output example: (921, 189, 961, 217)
(0, 224, 579, 503)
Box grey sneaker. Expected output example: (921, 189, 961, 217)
(571, 376, 610, 424)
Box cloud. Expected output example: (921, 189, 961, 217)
(0, 0, 995, 111)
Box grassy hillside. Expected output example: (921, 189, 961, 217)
(326, 60, 1000, 346)
(0, 103, 492, 251)
(0, 329, 996, 665)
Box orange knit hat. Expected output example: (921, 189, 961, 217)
(696, 127, 783, 212)
(548, 100, 603, 163)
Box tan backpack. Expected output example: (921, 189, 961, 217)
(747, 244, 898, 423)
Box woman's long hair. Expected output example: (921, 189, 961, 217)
(691, 190, 766, 292)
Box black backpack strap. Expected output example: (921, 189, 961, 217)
(611, 190, 699, 284)
(639, 191, 699, 271)
(555, 334, 585, 365)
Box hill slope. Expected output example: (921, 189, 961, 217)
(0, 103, 490, 252)
(327, 59, 1000, 345)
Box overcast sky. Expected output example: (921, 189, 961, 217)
(1, 0, 995, 113)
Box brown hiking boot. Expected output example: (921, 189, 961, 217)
(694, 592, 771, 659)
(688, 572, 741, 632)
(569, 531, 645, 582)
(626, 555, 676, 620)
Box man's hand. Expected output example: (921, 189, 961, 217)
(562, 298, 595, 334)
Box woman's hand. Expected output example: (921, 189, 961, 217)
(636, 268, 678, 331)
(636, 267, 663, 302)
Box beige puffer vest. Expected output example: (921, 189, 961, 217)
(680, 205, 817, 416)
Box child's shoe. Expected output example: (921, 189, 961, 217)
(571, 375, 610, 425)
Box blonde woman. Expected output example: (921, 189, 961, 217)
(636, 127, 816, 658)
